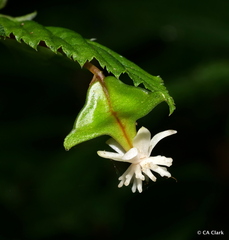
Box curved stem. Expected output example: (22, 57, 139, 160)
(84, 61, 133, 150)
(83, 61, 105, 85)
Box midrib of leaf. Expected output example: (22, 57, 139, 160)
(99, 78, 133, 149)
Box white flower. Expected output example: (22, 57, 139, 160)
(97, 127, 177, 193)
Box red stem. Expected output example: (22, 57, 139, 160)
(83, 61, 105, 85)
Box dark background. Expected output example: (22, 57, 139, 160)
(0, 0, 228, 239)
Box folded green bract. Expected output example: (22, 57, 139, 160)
(64, 77, 167, 151)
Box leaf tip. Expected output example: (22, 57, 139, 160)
(168, 99, 176, 116)
(63, 132, 75, 151)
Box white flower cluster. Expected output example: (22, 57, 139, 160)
(98, 127, 177, 193)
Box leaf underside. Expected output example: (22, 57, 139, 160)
(0, 16, 175, 114)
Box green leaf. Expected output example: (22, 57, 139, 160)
(0, 15, 175, 114)
(64, 76, 167, 151)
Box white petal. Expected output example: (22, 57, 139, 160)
(122, 148, 138, 161)
(106, 138, 125, 154)
(149, 130, 177, 154)
(134, 164, 145, 180)
(150, 164, 171, 178)
(136, 178, 143, 193)
(150, 156, 173, 167)
(124, 176, 132, 186)
(131, 180, 137, 193)
(118, 179, 124, 188)
(132, 178, 143, 193)
(142, 168, 157, 182)
(133, 127, 151, 157)
(124, 166, 136, 186)
(118, 164, 136, 187)
(122, 148, 140, 163)
(97, 151, 124, 161)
